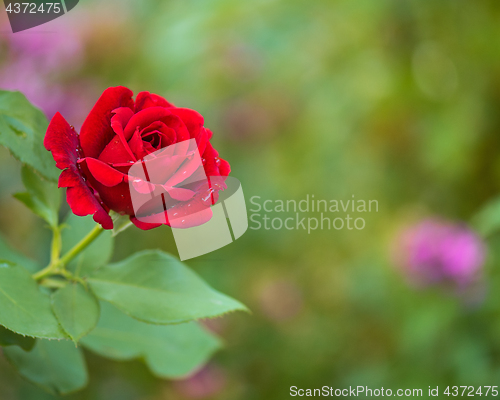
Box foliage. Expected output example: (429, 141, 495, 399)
(0, 91, 247, 395)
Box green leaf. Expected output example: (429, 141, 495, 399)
(3, 339, 88, 395)
(62, 214, 113, 276)
(110, 211, 133, 237)
(0, 262, 68, 339)
(51, 283, 100, 343)
(14, 165, 61, 228)
(87, 250, 248, 324)
(0, 90, 59, 181)
(0, 233, 41, 273)
(0, 325, 36, 351)
(81, 302, 221, 379)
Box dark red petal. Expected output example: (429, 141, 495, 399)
(111, 107, 136, 161)
(218, 157, 231, 176)
(111, 107, 134, 128)
(164, 187, 196, 201)
(83, 158, 127, 187)
(44, 112, 79, 169)
(79, 159, 134, 216)
(128, 127, 147, 159)
(130, 178, 156, 194)
(65, 173, 113, 229)
(164, 153, 204, 187)
(162, 114, 191, 146)
(194, 128, 209, 158)
(169, 205, 213, 229)
(130, 197, 213, 229)
(140, 121, 176, 146)
(143, 141, 157, 155)
(130, 216, 162, 230)
(80, 86, 134, 159)
(202, 142, 221, 177)
(135, 92, 174, 112)
(98, 134, 136, 164)
(136, 153, 186, 184)
(45, 113, 113, 229)
(58, 168, 80, 187)
(123, 107, 171, 140)
(168, 108, 204, 139)
(86, 179, 134, 216)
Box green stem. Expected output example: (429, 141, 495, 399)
(32, 263, 58, 282)
(50, 226, 61, 266)
(59, 224, 104, 266)
(33, 224, 104, 281)
(39, 278, 67, 289)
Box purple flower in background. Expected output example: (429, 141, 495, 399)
(2, 15, 83, 73)
(395, 219, 485, 289)
(0, 60, 97, 129)
(0, 12, 94, 128)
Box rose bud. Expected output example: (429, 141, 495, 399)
(44, 86, 230, 230)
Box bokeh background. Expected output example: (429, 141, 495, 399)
(2, 0, 500, 398)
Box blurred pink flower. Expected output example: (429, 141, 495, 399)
(173, 365, 227, 399)
(0, 60, 97, 129)
(0, 59, 64, 116)
(395, 218, 485, 289)
(0, 12, 92, 127)
(5, 18, 83, 73)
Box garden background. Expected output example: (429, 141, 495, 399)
(2, 0, 500, 399)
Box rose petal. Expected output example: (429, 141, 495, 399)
(80, 86, 134, 158)
(164, 186, 196, 201)
(98, 134, 136, 164)
(164, 152, 204, 188)
(135, 92, 174, 112)
(169, 206, 213, 229)
(83, 176, 134, 216)
(168, 108, 204, 138)
(131, 201, 213, 230)
(131, 177, 157, 194)
(136, 152, 187, 184)
(111, 107, 134, 129)
(131, 186, 214, 230)
(44, 112, 79, 169)
(195, 128, 209, 158)
(128, 127, 147, 159)
(162, 114, 191, 147)
(130, 216, 162, 230)
(45, 113, 113, 229)
(140, 121, 176, 148)
(64, 171, 113, 229)
(202, 142, 222, 177)
(111, 107, 136, 161)
(83, 158, 127, 187)
(123, 107, 171, 141)
(218, 158, 231, 176)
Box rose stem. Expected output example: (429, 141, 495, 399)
(33, 224, 103, 281)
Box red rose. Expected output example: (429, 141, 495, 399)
(44, 86, 230, 230)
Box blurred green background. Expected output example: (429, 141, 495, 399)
(2, 0, 500, 398)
